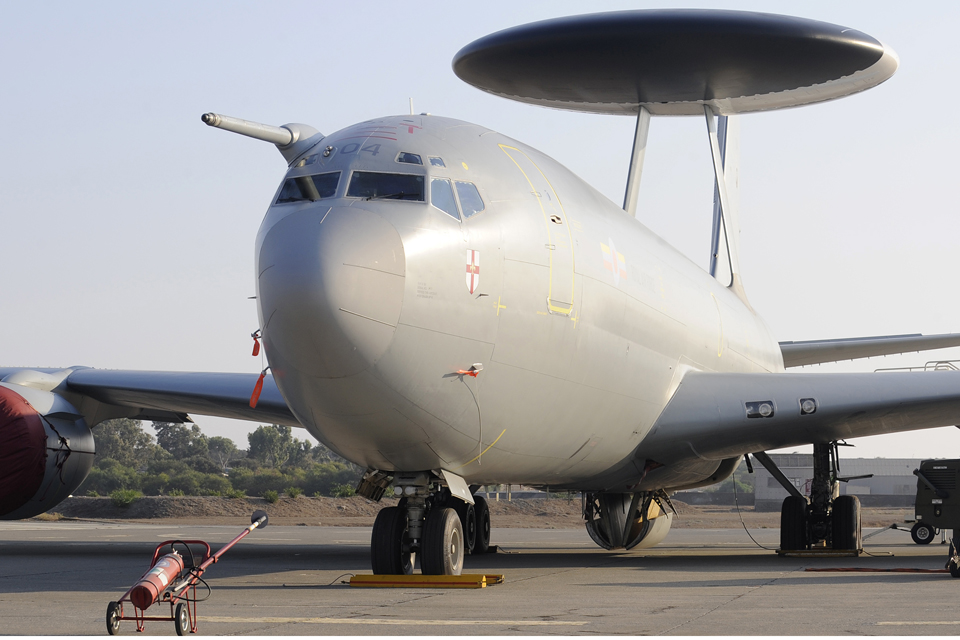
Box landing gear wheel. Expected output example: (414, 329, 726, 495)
(106, 601, 121, 636)
(831, 495, 861, 550)
(780, 495, 807, 551)
(454, 500, 477, 555)
(371, 506, 415, 575)
(911, 522, 935, 545)
(421, 507, 464, 575)
(473, 494, 491, 554)
(174, 602, 189, 636)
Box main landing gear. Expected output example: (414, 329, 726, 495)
(772, 442, 863, 551)
(369, 472, 491, 575)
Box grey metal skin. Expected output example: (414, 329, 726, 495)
(254, 113, 782, 491)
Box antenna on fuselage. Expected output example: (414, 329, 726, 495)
(452, 9, 898, 303)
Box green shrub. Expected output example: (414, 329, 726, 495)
(225, 489, 246, 499)
(285, 486, 303, 499)
(85, 490, 99, 497)
(169, 488, 185, 497)
(110, 489, 142, 508)
(331, 484, 355, 498)
(263, 490, 279, 504)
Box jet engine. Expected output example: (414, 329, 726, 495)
(584, 492, 673, 550)
(0, 382, 95, 520)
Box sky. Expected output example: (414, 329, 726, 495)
(3, 1, 960, 461)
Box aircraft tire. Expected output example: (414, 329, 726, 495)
(473, 495, 491, 554)
(453, 500, 477, 555)
(371, 506, 415, 575)
(780, 495, 807, 551)
(910, 522, 935, 545)
(421, 507, 464, 575)
(831, 495, 861, 550)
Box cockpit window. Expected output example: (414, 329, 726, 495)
(429, 157, 445, 167)
(347, 172, 424, 201)
(397, 152, 422, 165)
(455, 181, 485, 218)
(431, 178, 460, 220)
(275, 171, 340, 204)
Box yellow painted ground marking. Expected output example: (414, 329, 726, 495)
(203, 616, 585, 626)
(452, 429, 507, 470)
(462, 161, 469, 170)
(494, 295, 507, 316)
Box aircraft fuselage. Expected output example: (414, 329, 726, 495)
(255, 115, 782, 490)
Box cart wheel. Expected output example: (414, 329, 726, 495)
(106, 601, 121, 636)
(175, 602, 190, 636)
(911, 523, 935, 545)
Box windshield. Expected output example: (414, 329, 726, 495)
(347, 172, 424, 201)
(275, 172, 340, 204)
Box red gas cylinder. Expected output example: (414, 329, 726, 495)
(129, 552, 185, 610)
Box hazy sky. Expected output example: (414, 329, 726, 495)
(4, 1, 960, 460)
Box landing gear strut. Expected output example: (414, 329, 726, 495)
(370, 472, 488, 575)
(776, 442, 862, 551)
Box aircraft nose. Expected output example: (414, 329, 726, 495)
(258, 206, 405, 378)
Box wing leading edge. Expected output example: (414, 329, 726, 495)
(0, 367, 298, 427)
(640, 369, 960, 465)
(779, 332, 960, 367)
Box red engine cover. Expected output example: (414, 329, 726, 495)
(130, 553, 185, 610)
(0, 385, 47, 516)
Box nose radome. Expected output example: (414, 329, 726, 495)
(258, 206, 405, 378)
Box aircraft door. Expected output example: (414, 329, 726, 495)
(499, 145, 576, 315)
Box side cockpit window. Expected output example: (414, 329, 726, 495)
(431, 178, 460, 220)
(455, 181, 485, 218)
(347, 172, 424, 201)
(276, 171, 340, 204)
(397, 152, 422, 165)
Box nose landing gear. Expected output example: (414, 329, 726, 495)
(370, 473, 488, 576)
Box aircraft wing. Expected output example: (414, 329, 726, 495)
(0, 367, 299, 427)
(640, 369, 960, 463)
(779, 333, 960, 367)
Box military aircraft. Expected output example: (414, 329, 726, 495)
(3, 9, 960, 576)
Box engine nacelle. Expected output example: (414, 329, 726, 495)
(0, 382, 95, 519)
(584, 492, 674, 550)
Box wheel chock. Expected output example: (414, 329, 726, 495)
(777, 549, 861, 558)
(349, 574, 504, 589)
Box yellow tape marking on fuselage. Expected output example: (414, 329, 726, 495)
(498, 144, 574, 316)
(452, 429, 507, 470)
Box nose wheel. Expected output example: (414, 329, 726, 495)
(371, 506, 415, 575)
(371, 478, 485, 575)
(421, 508, 465, 575)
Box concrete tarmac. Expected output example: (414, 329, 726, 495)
(1, 520, 958, 636)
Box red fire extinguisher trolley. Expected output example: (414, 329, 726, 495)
(106, 510, 268, 635)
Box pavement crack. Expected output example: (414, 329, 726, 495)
(656, 568, 802, 635)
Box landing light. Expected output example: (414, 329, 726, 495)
(800, 398, 818, 415)
(746, 401, 775, 419)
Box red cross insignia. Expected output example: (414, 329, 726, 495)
(466, 250, 480, 294)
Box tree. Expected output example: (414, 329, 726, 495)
(92, 419, 161, 469)
(153, 422, 208, 460)
(207, 436, 239, 473)
(247, 425, 292, 469)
